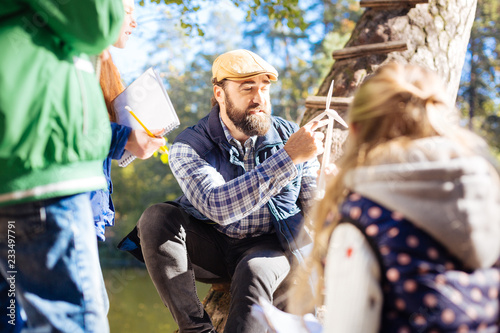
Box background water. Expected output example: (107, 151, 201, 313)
(103, 267, 211, 332)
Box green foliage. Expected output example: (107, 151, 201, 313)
(161, 53, 216, 127)
(458, 0, 500, 151)
(315, 31, 351, 78)
(479, 113, 500, 156)
(139, 0, 361, 37)
(140, 0, 305, 36)
(104, 157, 182, 257)
(136, 0, 304, 36)
(241, 0, 361, 121)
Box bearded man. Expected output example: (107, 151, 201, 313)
(120, 49, 326, 333)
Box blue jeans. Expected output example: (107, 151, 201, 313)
(137, 202, 292, 333)
(0, 194, 109, 333)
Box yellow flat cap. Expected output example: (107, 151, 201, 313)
(212, 49, 278, 83)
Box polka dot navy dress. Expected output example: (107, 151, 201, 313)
(340, 193, 500, 332)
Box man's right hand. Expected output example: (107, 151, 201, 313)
(284, 120, 328, 165)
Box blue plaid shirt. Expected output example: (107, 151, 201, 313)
(169, 116, 319, 238)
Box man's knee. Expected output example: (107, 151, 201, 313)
(233, 255, 290, 292)
(137, 203, 182, 240)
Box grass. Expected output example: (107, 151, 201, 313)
(104, 267, 211, 332)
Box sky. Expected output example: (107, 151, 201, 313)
(111, 0, 246, 84)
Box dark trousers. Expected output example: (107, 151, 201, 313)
(137, 202, 292, 333)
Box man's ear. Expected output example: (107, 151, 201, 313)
(213, 85, 225, 106)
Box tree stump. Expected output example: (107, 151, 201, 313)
(172, 281, 290, 332)
(202, 284, 231, 332)
(173, 283, 231, 333)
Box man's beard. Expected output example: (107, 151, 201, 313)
(225, 95, 271, 137)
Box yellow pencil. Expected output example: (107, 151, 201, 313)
(125, 106, 168, 153)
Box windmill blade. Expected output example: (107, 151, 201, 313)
(305, 111, 328, 128)
(326, 109, 349, 128)
(325, 80, 334, 112)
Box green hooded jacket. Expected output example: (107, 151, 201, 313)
(0, 0, 124, 206)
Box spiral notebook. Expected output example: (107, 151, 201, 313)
(112, 67, 180, 167)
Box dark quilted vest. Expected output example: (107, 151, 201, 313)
(173, 105, 311, 261)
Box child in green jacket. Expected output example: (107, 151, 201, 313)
(0, 1, 123, 332)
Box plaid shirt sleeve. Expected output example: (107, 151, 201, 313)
(169, 142, 299, 225)
(299, 157, 320, 212)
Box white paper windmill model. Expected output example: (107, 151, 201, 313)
(306, 80, 349, 199)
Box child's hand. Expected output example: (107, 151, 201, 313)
(324, 163, 339, 177)
(125, 129, 166, 159)
(100, 49, 111, 62)
(317, 163, 339, 183)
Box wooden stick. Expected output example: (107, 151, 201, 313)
(360, 0, 429, 8)
(305, 96, 353, 109)
(332, 40, 408, 60)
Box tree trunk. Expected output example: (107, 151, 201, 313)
(303, 0, 478, 126)
(199, 1, 478, 331)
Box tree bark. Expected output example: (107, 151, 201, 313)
(303, 0, 478, 126)
(201, 287, 231, 332)
(173, 285, 230, 333)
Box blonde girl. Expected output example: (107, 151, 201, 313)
(289, 62, 500, 332)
